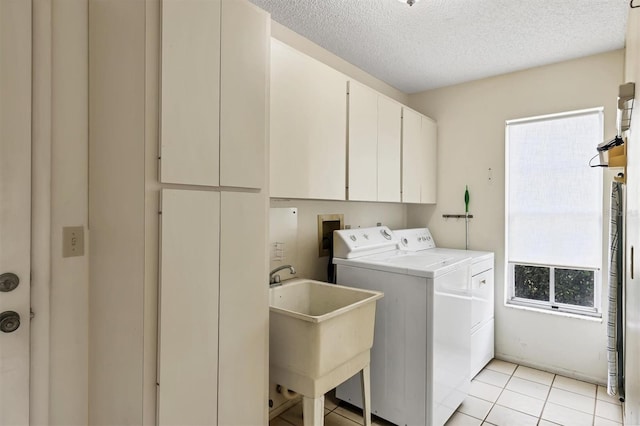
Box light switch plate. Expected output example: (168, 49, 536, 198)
(63, 226, 84, 258)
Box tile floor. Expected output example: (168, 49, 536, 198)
(270, 359, 624, 426)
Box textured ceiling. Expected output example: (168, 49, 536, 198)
(248, 0, 629, 93)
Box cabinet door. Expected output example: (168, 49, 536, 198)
(401, 108, 421, 203)
(158, 189, 220, 426)
(348, 81, 378, 201)
(377, 97, 401, 202)
(471, 269, 494, 329)
(220, 0, 268, 189)
(218, 191, 268, 425)
(160, 0, 220, 186)
(420, 116, 437, 203)
(270, 39, 347, 200)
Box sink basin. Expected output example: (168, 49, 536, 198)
(269, 279, 383, 397)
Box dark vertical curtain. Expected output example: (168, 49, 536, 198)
(607, 181, 624, 399)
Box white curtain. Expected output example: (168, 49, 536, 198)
(507, 109, 603, 268)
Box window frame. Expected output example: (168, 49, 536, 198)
(507, 262, 601, 317)
(504, 107, 604, 318)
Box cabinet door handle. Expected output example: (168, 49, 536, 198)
(479, 279, 487, 286)
(632, 246, 635, 280)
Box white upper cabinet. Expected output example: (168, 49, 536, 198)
(270, 39, 347, 200)
(270, 40, 434, 204)
(419, 115, 437, 203)
(402, 108, 422, 203)
(348, 81, 378, 201)
(377, 96, 402, 202)
(161, 0, 268, 189)
(347, 81, 401, 202)
(160, 0, 220, 186)
(402, 108, 437, 204)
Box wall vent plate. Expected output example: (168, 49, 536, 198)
(317, 214, 344, 257)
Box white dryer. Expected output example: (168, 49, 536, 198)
(394, 228, 495, 378)
(333, 226, 471, 426)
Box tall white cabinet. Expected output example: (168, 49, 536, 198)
(159, 1, 269, 425)
(89, 1, 270, 425)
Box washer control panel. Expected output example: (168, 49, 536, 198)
(394, 228, 436, 251)
(333, 226, 399, 259)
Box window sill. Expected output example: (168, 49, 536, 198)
(505, 301, 603, 322)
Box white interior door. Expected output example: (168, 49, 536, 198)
(0, 0, 32, 424)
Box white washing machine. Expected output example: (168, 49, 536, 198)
(394, 228, 495, 378)
(333, 226, 471, 426)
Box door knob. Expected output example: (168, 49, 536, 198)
(0, 273, 20, 292)
(0, 311, 20, 333)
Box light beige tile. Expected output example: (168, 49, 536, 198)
(537, 420, 561, 426)
(444, 411, 483, 426)
(280, 402, 304, 426)
(325, 412, 362, 426)
(505, 376, 550, 400)
(484, 359, 518, 375)
(474, 369, 511, 388)
(333, 406, 364, 424)
(324, 394, 339, 412)
(512, 366, 554, 386)
(495, 389, 544, 417)
(270, 417, 296, 426)
(595, 399, 623, 423)
(597, 385, 623, 405)
(485, 404, 538, 426)
(280, 402, 331, 426)
(541, 402, 593, 426)
(457, 395, 492, 420)
(594, 416, 623, 426)
(470, 380, 503, 403)
(547, 387, 595, 414)
(552, 375, 597, 398)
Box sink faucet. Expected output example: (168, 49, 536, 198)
(270, 265, 296, 285)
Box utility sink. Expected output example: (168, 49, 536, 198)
(270, 279, 382, 426)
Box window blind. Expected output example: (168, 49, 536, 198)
(506, 109, 603, 269)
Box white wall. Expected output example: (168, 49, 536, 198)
(88, 1, 147, 424)
(407, 50, 624, 383)
(50, 0, 90, 423)
(30, 0, 90, 423)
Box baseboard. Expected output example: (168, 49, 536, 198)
(494, 353, 606, 386)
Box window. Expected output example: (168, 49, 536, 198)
(505, 108, 603, 316)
